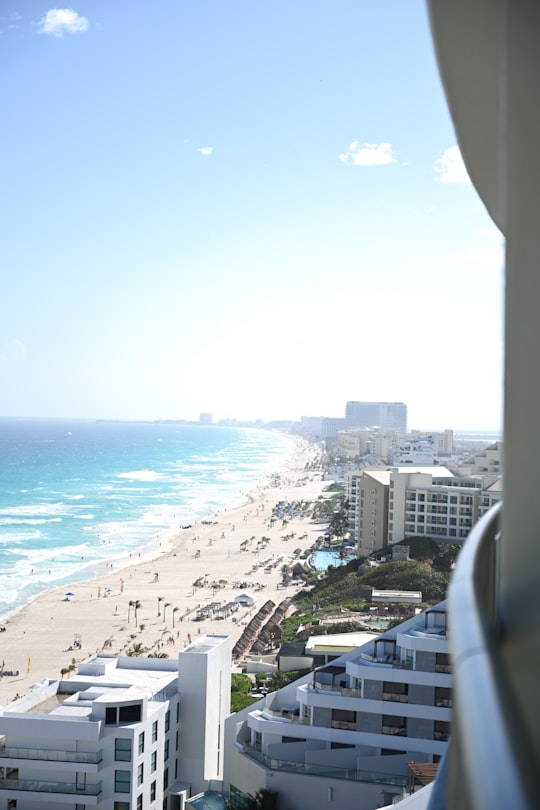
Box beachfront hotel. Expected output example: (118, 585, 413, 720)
(223, 602, 450, 809)
(346, 467, 502, 557)
(0, 634, 231, 809)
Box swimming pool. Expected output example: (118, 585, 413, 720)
(187, 791, 227, 810)
(311, 549, 355, 570)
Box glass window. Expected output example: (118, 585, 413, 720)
(114, 770, 131, 793)
(115, 738, 132, 762)
(163, 768, 169, 790)
(106, 706, 117, 724)
(138, 763, 144, 786)
(151, 780, 157, 801)
(119, 704, 141, 723)
(165, 710, 170, 732)
(137, 795, 143, 810)
(114, 803, 130, 810)
(151, 750, 157, 772)
(138, 732, 145, 755)
(164, 739, 169, 761)
(152, 720, 158, 742)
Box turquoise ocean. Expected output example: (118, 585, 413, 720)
(0, 419, 293, 619)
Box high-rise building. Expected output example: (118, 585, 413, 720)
(345, 402, 407, 433)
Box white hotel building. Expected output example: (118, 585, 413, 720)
(0, 634, 231, 810)
(346, 467, 502, 557)
(224, 602, 450, 810)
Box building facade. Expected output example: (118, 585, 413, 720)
(345, 402, 408, 433)
(346, 467, 503, 555)
(224, 602, 451, 810)
(0, 634, 231, 810)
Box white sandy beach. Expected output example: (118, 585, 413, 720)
(0, 439, 332, 706)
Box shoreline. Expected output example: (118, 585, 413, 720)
(0, 428, 298, 624)
(0, 437, 331, 706)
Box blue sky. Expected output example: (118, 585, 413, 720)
(0, 3, 503, 430)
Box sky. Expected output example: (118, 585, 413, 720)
(0, 2, 504, 430)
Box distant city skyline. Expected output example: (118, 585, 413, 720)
(0, 2, 503, 431)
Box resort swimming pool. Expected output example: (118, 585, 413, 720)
(311, 549, 356, 570)
(187, 791, 227, 810)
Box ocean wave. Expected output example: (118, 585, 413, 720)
(116, 470, 164, 481)
(0, 517, 62, 526)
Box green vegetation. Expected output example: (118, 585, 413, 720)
(230, 673, 258, 713)
(266, 669, 311, 691)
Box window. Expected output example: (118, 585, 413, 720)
(138, 731, 145, 755)
(151, 780, 157, 802)
(302, 704, 312, 720)
(107, 704, 142, 724)
(165, 710, 170, 732)
(152, 720, 158, 742)
(164, 738, 169, 761)
(119, 704, 141, 723)
(114, 770, 131, 793)
(115, 738, 132, 762)
(176, 730, 179, 751)
(138, 763, 144, 786)
(114, 803, 130, 810)
(151, 750, 157, 772)
(176, 702, 180, 723)
(163, 768, 169, 790)
(137, 795, 143, 810)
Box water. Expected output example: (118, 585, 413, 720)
(311, 549, 356, 570)
(0, 418, 293, 619)
(187, 792, 227, 810)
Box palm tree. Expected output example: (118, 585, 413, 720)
(148, 652, 169, 658)
(60, 667, 69, 680)
(127, 642, 145, 657)
(172, 607, 179, 628)
(128, 600, 134, 622)
(163, 602, 171, 624)
(133, 600, 142, 625)
(157, 596, 164, 616)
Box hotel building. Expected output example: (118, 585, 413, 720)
(224, 602, 450, 810)
(0, 634, 231, 810)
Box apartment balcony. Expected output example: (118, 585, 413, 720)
(0, 777, 102, 796)
(241, 743, 407, 788)
(311, 680, 362, 698)
(382, 725, 407, 737)
(428, 501, 534, 809)
(359, 652, 412, 670)
(382, 692, 408, 703)
(330, 720, 357, 730)
(0, 745, 103, 765)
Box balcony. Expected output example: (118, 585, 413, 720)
(0, 777, 102, 795)
(382, 725, 407, 737)
(241, 743, 407, 787)
(311, 681, 362, 698)
(331, 720, 357, 730)
(382, 692, 408, 703)
(0, 745, 102, 764)
(360, 652, 412, 670)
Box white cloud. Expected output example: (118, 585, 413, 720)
(339, 141, 396, 166)
(427, 206, 438, 214)
(198, 146, 214, 157)
(435, 146, 471, 184)
(38, 8, 89, 37)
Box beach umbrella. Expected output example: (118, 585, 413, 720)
(65, 592, 75, 596)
